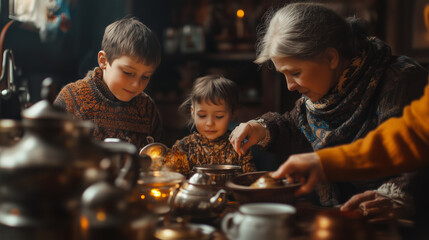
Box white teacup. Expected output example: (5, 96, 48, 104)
(221, 203, 296, 240)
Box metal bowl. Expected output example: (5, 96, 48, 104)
(139, 142, 168, 159)
(226, 171, 301, 204)
(139, 142, 168, 171)
(193, 164, 242, 189)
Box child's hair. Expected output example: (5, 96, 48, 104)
(102, 17, 161, 67)
(180, 75, 240, 127)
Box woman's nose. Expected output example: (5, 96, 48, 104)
(285, 76, 299, 91)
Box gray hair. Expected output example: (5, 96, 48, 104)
(255, 2, 366, 64)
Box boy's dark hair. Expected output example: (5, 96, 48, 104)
(102, 17, 161, 67)
(180, 75, 240, 127)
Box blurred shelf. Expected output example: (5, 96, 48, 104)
(163, 51, 256, 63)
(155, 97, 262, 105)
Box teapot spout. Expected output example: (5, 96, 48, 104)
(210, 189, 227, 212)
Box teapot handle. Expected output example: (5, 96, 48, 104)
(221, 212, 243, 240)
(114, 153, 140, 189)
(96, 140, 139, 189)
(210, 189, 227, 212)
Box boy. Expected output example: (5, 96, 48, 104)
(54, 17, 163, 149)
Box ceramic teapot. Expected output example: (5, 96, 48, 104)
(171, 172, 227, 219)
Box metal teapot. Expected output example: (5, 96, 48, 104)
(79, 149, 156, 240)
(171, 172, 227, 220)
(0, 100, 87, 227)
(0, 79, 140, 236)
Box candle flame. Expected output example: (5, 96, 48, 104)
(237, 9, 244, 18)
(150, 188, 162, 198)
(140, 194, 146, 199)
(80, 216, 89, 230)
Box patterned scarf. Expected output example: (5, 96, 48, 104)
(298, 37, 392, 151)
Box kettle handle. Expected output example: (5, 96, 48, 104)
(221, 212, 242, 240)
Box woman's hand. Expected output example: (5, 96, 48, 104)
(271, 152, 327, 197)
(229, 120, 267, 156)
(341, 190, 405, 222)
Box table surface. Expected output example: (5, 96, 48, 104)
(188, 199, 409, 240)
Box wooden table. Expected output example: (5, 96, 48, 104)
(194, 199, 409, 240)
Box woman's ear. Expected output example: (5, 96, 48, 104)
(324, 48, 340, 70)
(190, 105, 195, 117)
(98, 51, 108, 70)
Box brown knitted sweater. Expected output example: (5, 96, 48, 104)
(54, 67, 163, 149)
(163, 131, 255, 177)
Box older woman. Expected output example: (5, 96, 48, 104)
(229, 2, 428, 216)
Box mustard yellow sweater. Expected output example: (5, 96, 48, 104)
(317, 83, 429, 181)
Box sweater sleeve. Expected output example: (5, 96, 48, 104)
(53, 84, 79, 115)
(53, 86, 68, 110)
(162, 139, 192, 176)
(259, 101, 313, 158)
(317, 83, 429, 181)
(240, 151, 256, 173)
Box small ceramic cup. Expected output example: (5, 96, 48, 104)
(222, 203, 296, 240)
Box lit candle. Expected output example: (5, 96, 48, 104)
(150, 188, 162, 198)
(236, 9, 245, 38)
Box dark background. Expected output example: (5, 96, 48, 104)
(1, 0, 428, 170)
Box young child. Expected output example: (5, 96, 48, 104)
(163, 75, 256, 176)
(54, 17, 163, 149)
